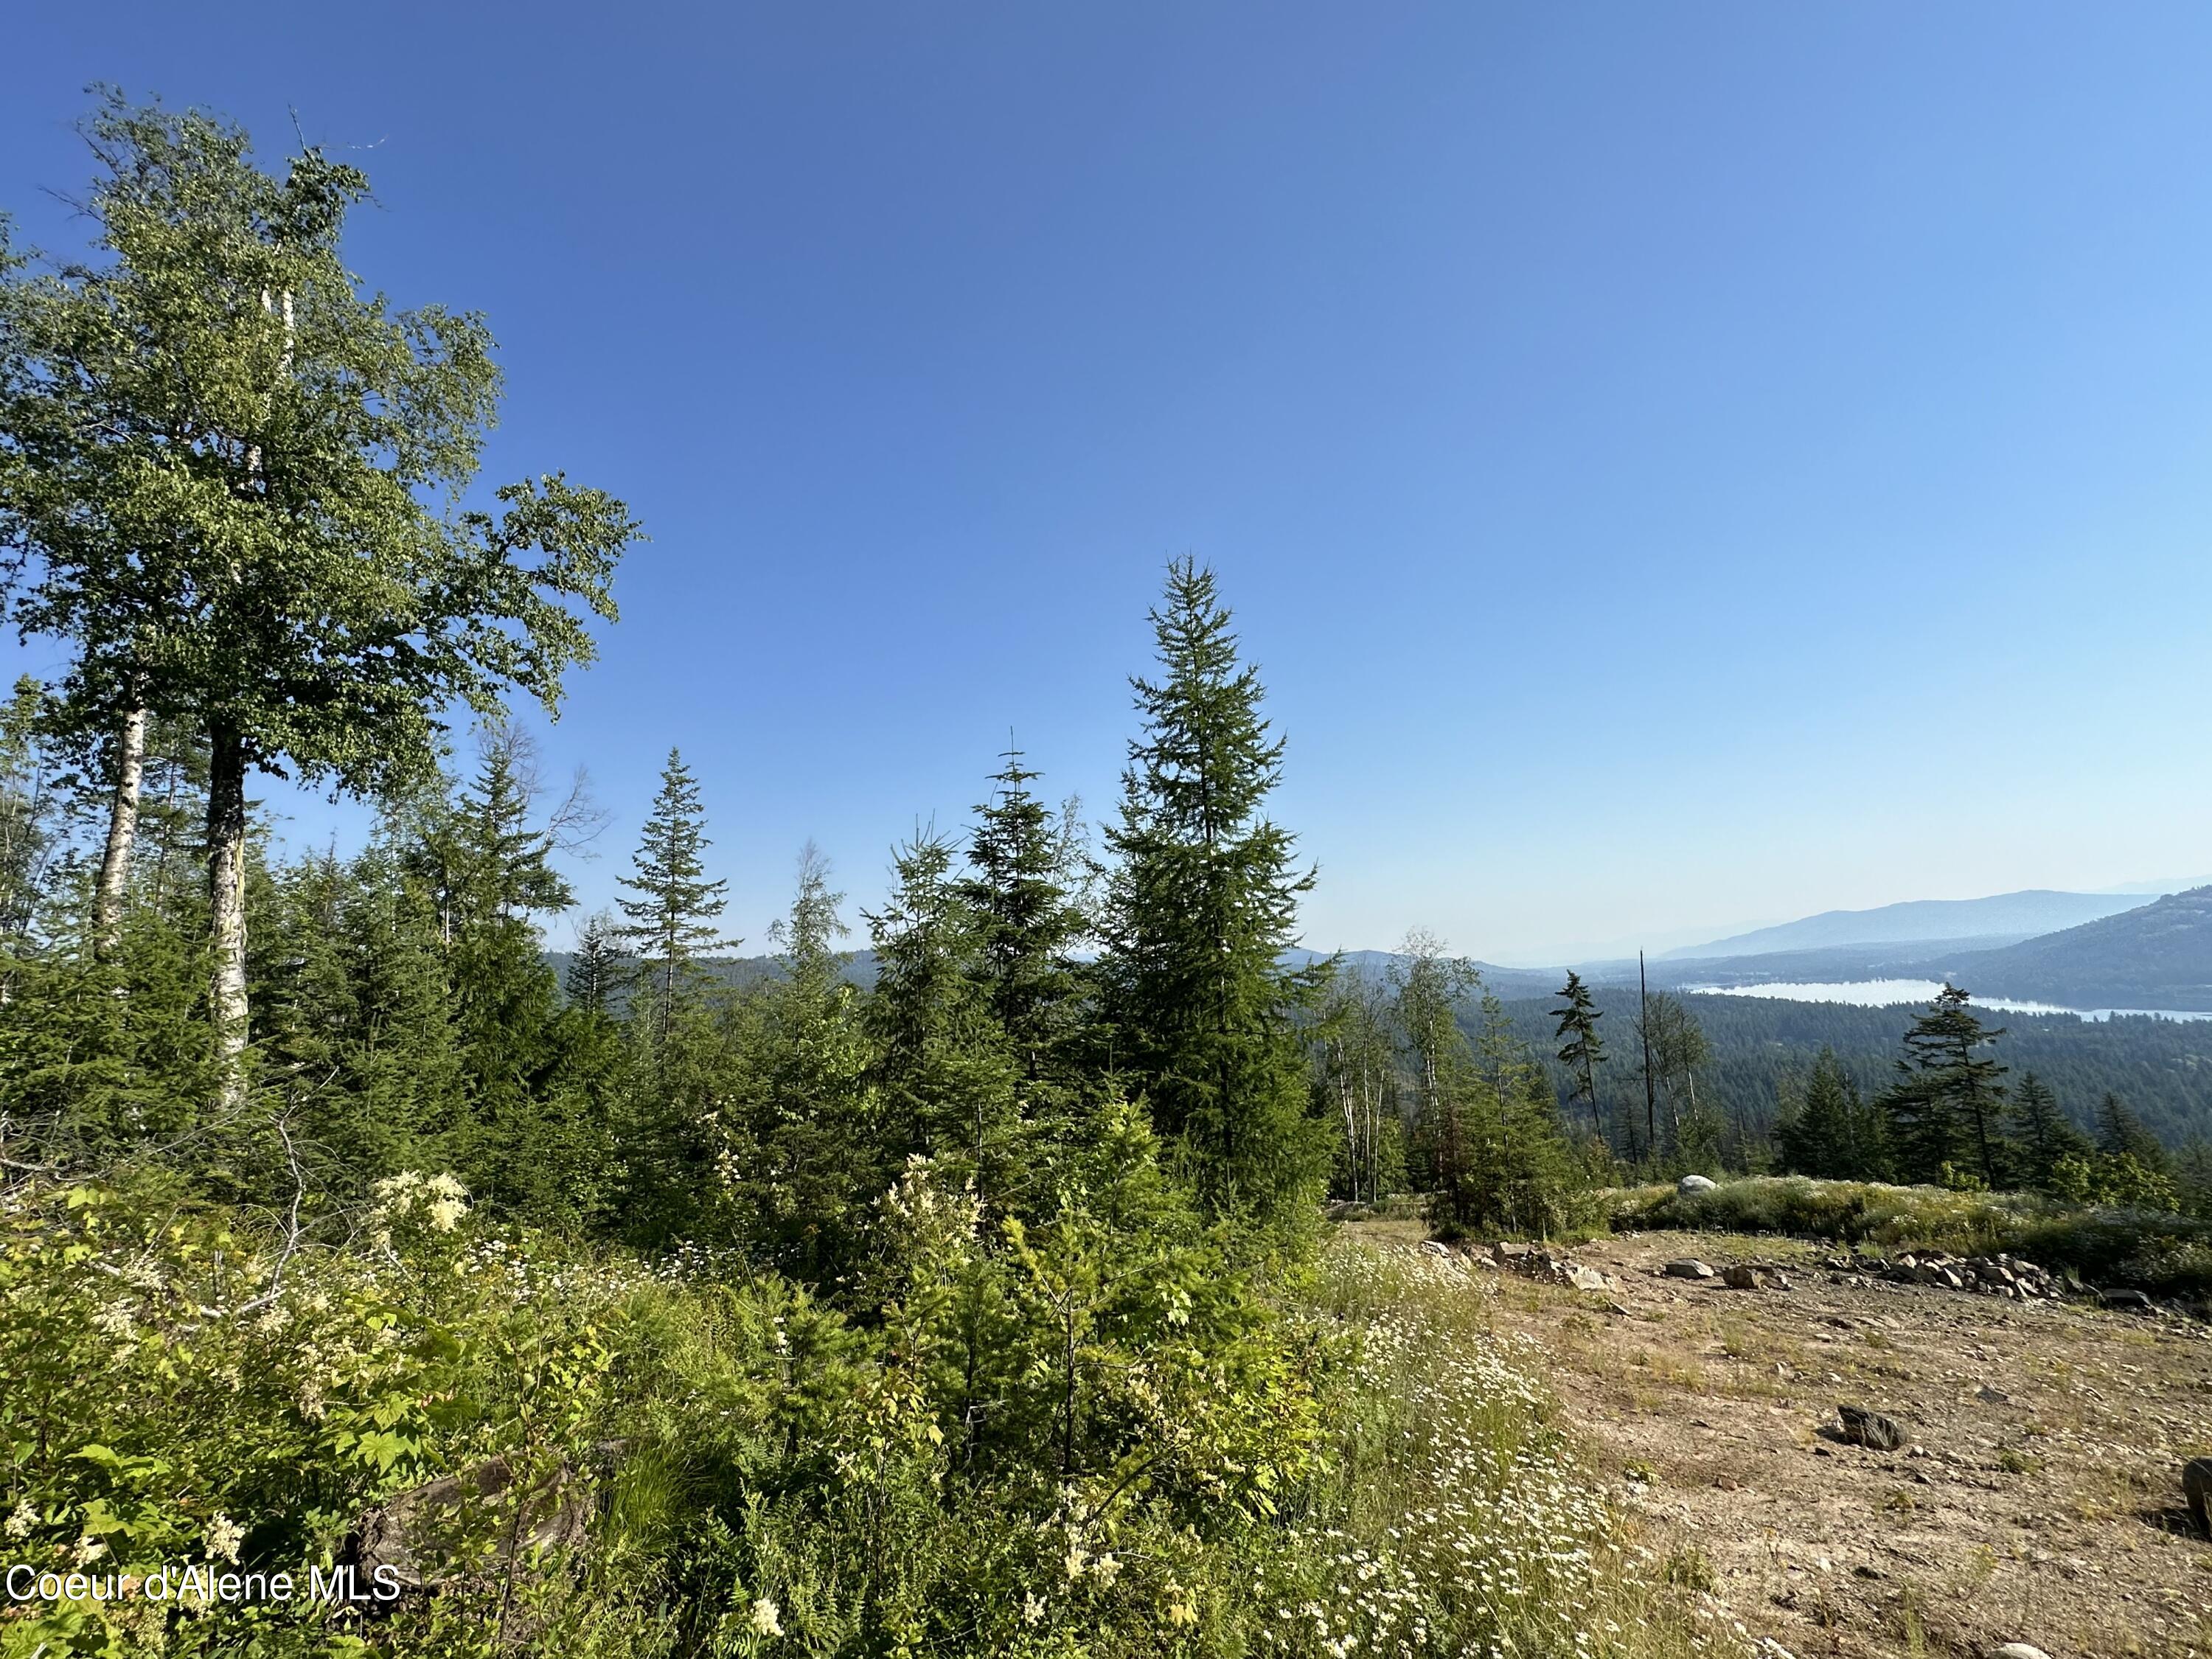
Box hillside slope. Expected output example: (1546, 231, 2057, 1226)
(1935, 885, 2212, 1011)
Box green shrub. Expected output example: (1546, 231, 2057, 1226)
(1608, 1175, 2212, 1298)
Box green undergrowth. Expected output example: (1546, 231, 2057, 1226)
(0, 1168, 1738, 1658)
(1608, 1175, 2212, 1300)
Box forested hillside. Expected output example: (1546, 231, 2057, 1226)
(1500, 990, 2212, 1155)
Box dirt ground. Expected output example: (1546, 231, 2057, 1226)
(1354, 1222, 2212, 1659)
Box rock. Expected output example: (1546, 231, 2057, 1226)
(1664, 1259, 1715, 1279)
(1976, 1385, 2011, 1405)
(1497, 1240, 1534, 1260)
(1769, 1271, 1792, 1291)
(1606, 1301, 1632, 1316)
(1987, 1646, 2053, 1659)
(1419, 1239, 1450, 1256)
(1836, 1405, 1908, 1450)
(338, 1442, 625, 1598)
(1677, 1174, 1719, 1196)
(2099, 1287, 2153, 1312)
(1723, 1265, 1760, 1290)
(1568, 1265, 1612, 1293)
(2185, 1456, 2212, 1536)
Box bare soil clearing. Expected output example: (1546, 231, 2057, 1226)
(1351, 1222, 2212, 1658)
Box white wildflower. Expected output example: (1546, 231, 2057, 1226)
(4, 1500, 35, 1540)
(1023, 1590, 1046, 1625)
(206, 1513, 244, 1565)
(748, 1596, 783, 1636)
(93, 1299, 138, 1341)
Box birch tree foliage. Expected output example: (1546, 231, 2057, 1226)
(0, 90, 636, 802)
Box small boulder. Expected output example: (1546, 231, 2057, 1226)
(1987, 1646, 2053, 1659)
(1568, 1265, 1613, 1293)
(1722, 1265, 1760, 1290)
(2185, 1456, 2212, 1536)
(1677, 1174, 1719, 1196)
(2100, 1287, 2153, 1313)
(1836, 1405, 1907, 1451)
(1497, 1240, 1534, 1260)
(1664, 1259, 1715, 1280)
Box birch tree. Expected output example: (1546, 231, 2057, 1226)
(0, 94, 638, 1102)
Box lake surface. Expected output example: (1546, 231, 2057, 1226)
(1684, 979, 2212, 1022)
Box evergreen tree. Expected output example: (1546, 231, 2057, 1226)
(2094, 1090, 2168, 1171)
(1879, 984, 2010, 1188)
(1467, 987, 1585, 1237)
(737, 846, 878, 1279)
(1550, 970, 1607, 1145)
(1775, 1048, 1888, 1180)
(565, 909, 627, 1020)
(866, 830, 1020, 1198)
(958, 748, 1091, 1088)
(616, 749, 731, 1047)
(1098, 560, 1328, 1228)
(2009, 1071, 2091, 1192)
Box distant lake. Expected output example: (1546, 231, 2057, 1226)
(1685, 979, 2212, 1023)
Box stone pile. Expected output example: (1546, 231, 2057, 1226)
(1842, 1250, 2063, 1301)
(1477, 1239, 1618, 1294)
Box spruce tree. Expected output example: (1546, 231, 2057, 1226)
(1098, 560, 1328, 1228)
(1550, 971, 1607, 1145)
(2010, 1071, 2090, 1192)
(616, 749, 731, 1046)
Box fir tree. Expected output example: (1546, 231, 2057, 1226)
(1550, 971, 1607, 1145)
(1098, 560, 1328, 1228)
(2095, 1090, 2168, 1171)
(958, 747, 1091, 1088)
(1775, 1048, 1888, 1180)
(866, 830, 1020, 1194)
(616, 748, 731, 1047)
(2009, 1071, 2090, 1192)
(565, 910, 627, 1020)
(1880, 984, 2010, 1188)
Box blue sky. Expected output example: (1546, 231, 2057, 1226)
(7, 4, 2212, 964)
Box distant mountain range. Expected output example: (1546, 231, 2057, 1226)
(545, 882, 2212, 1019)
(1659, 889, 2163, 961)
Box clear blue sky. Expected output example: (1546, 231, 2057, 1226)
(7, 4, 2211, 964)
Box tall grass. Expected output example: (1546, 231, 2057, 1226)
(1276, 1237, 1745, 1659)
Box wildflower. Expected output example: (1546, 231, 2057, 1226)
(427, 1197, 467, 1233)
(1090, 1552, 1121, 1588)
(4, 1500, 35, 1540)
(206, 1513, 244, 1565)
(73, 1534, 108, 1565)
(746, 1596, 783, 1636)
(94, 1299, 138, 1341)
(1023, 1591, 1046, 1625)
(1062, 1543, 1088, 1580)
(297, 1380, 326, 1422)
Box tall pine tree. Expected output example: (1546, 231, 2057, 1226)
(1099, 560, 1327, 1228)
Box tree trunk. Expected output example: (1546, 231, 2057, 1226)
(206, 722, 250, 1107)
(93, 705, 147, 961)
